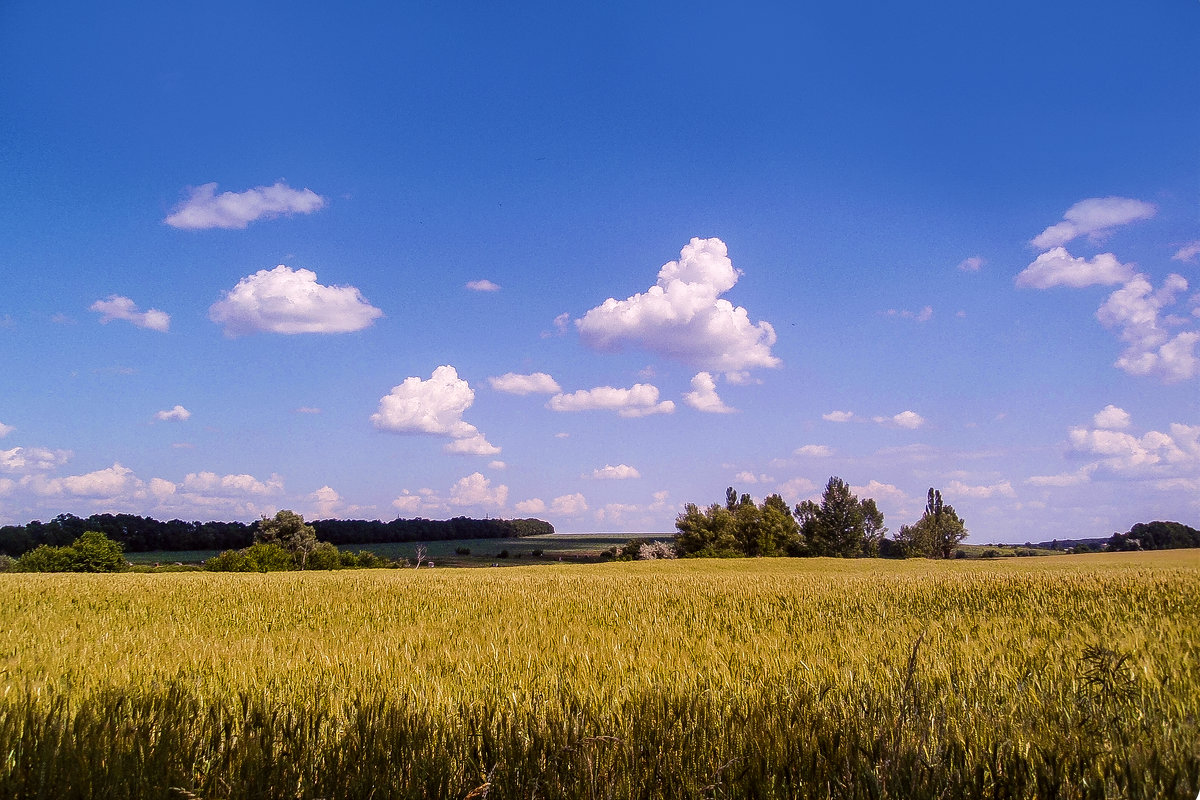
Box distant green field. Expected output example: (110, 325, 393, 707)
(125, 533, 673, 566)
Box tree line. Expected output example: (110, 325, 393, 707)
(1105, 520, 1200, 551)
(675, 478, 967, 559)
(0, 513, 553, 557)
(1, 511, 404, 573)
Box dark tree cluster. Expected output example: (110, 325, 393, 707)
(0, 513, 553, 557)
(676, 479, 966, 560)
(1106, 520, 1200, 551)
(0, 514, 253, 556)
(310, 516, 552, 545)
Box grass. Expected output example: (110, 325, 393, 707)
(0, 551, 1196, 798)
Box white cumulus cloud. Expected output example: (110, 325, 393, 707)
(466, 279, 501, 292)
(61, 463, 143, 498)
(547, 384, 674, 417)
(22, 463, 145, 500)
(155, 405, 191, 422)
(488, 372, 562, 395)
(181, 471, 284, 496)
(90, 295, 170, 332)
(308, 486, 342, 518)
(1093, 405, 1132, 430)
(1096, 273, 1198, 383)
(776, 477, 818, 499)
(210, 265, 383, 336)
(0, 422, 13, 438)
(550, 493, 588, 515)
(392, 489, 445, 515)
(1063, 409, 1200, 483)
(449, 472, 508, 508)
(957, 256, 985, 272)
(794, 444, 833, 457)
(0, 447, 72, 474)
(576, 237, 779, 374)
(1031, 196, 1156, 249)
(1016, 247, 1135, 289)
(165, 181, 326, 230)
(372, 365, 500, 455)
(823, 411, 855, 423)
(515, 498, 547, 514)
(588, 464, 641, 480)
(873, 411, 925, 429)
(849, 480, 908, 503)
(683, 371, 735, 414)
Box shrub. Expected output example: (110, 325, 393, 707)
(68, 531, 129, 572)
(243, 542, 296, 572)
(638, 540, 678, 560)
(455, 546, 471, 555)
(981, 549, 999, 559)
(347, 550, 391, 568)
(305, 541, 343, 570)
(206, 543, 296, 572)
(14, 544, 72, 572)
(12, 532, 127, 573)
(497, 549, 510, 559)
(531, 549, 543, 557)
(204, 549, 252, 572)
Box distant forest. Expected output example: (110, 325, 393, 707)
(0, 513, 554, 557)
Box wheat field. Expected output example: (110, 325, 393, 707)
(0, 551, 1197, 798)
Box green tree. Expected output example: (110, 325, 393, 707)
(13, 544, 73, 572)
(12, 531, 127, 572)
(305, 541, 344, 570)
(204, 549, 252, 572)
(895, 488, 967, 558)
(796, 477, 884, 558)
(674, 500, 741, 557)
(757, 493, 802, 556)
(860, 498, 887, 557)
(243, 542, 296, 572)
(67, 530, 128, 572)
(256, 510, 318, 568)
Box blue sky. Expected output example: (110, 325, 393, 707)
(1, 0, 1198, 541)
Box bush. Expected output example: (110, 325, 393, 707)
(12, 532, 127, 573)
(305, 542, 343, 570)
(497, 549, 510, 559)
(205, 542, 296, 572)
(14, 544, 73, 572)
(531, 549, 543, 557)
(243, 542, 296, 572)
(455, 546, 471, 555)
(68, 531, 129, 572)
(342, 550, 391, 568)
(981, 549, 999, 559)
(204, 549, 252, 572)
(638, 540, 678, 560)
